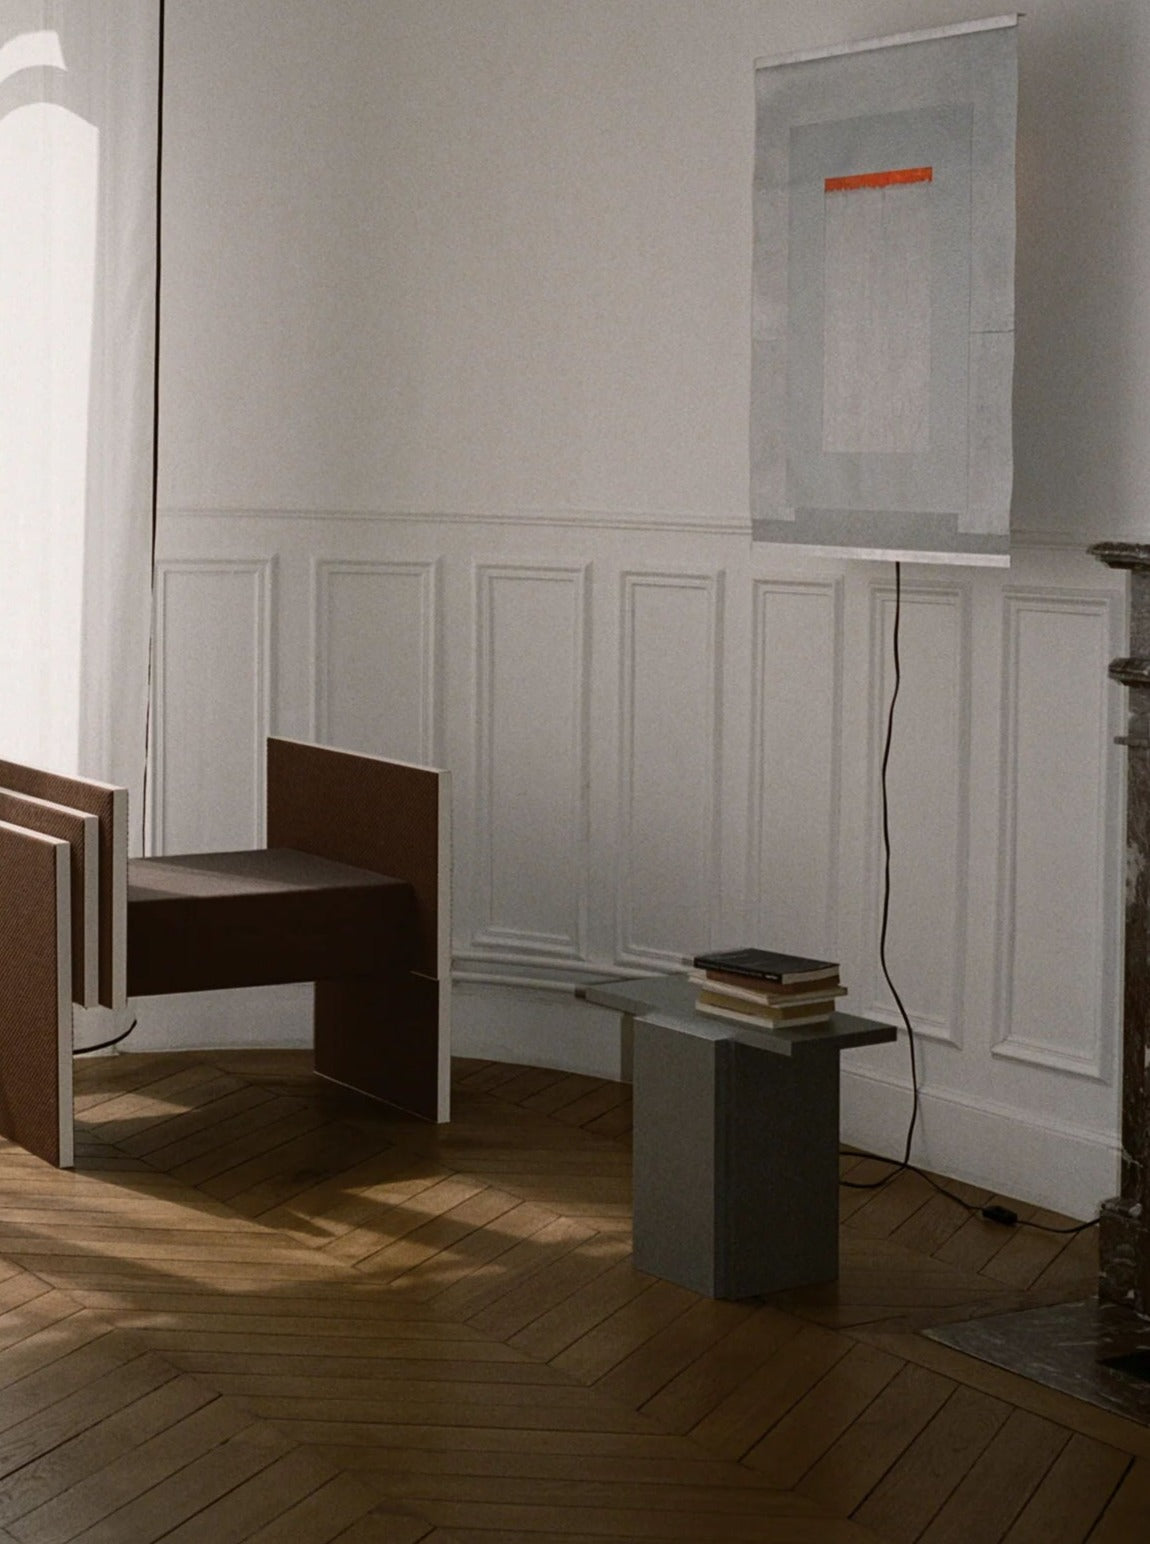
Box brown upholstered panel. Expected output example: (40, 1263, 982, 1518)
(314, 973, 441, 1120)
(127, 849, 418, 996)
(0, 821, 72, 1167)
(0, 790, 98, 1007)
(266, 740, 447, 979)
(0, 759, 126, 1010)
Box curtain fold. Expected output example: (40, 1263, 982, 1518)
(0, 0, 160, 841)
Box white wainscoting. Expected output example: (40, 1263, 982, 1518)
(991, 588, 1120, 1084)
(617, 569, 723, 969)
(861, 577, 971, 1047)
(472, 563, 589, 960)
(312, 557, 440, 765)
(151, 557, 274, 853)
(143, 512, 1125, 1218)
(748, 577, 843, 960)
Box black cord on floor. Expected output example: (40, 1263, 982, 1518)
(838, 561, 1098, 1239)
(843, 1150, 1098, 1234)
(74, 1018, 137, 1056)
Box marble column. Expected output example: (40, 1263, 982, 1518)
(1091, 542, 1150, 1312)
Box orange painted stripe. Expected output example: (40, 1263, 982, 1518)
(825, 166, 933, 193)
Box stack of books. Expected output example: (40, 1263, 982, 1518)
(690, 947, 845, 1030)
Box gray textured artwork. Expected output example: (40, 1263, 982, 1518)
(751, 18, 1018, 565)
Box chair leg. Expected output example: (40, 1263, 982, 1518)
(313, 973, 446, 1121)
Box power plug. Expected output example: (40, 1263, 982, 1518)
(980, 1204, 1019, 1227)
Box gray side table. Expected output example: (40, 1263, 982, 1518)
(581, 975, 898, 1299)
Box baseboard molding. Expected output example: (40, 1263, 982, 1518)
(839, 1064, 1119, 1221)
(452, 982, 626, 1080)
(127, 983, 313, 1051)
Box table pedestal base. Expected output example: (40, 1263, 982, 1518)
(634, 1019, 840, 1298)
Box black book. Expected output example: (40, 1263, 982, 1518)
(692, 947, 839, 986)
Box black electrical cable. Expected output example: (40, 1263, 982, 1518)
(838, 561, 1098, 1238)
(879, 563, 919, 1167)
(842, 560, 918, 1192)
(73, 1018, 137, 1056)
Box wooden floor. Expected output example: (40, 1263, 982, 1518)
(0, 1050, 1144, 1543)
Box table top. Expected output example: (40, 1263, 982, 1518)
(581, 974, 898, 1057)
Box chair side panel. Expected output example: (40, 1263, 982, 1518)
(266, 739, 447, 979)
(0, 791, 98, 1007)
(0, 760, 126, 1009)
(314, 973, 442, 1121)
(0, 821, 72, 1166)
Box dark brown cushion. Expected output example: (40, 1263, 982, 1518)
(127, 848, 417, 996)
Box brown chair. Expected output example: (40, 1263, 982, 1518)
(0, 738, 451, 1167)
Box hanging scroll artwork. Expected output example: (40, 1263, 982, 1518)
(751, 16, 1018, 565)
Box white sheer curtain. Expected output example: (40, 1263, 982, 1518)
(0, 0, 159, 838)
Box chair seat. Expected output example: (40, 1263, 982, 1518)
(127, 847, 417, 996)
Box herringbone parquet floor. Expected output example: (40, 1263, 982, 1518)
(0, 1048, 1144, 1542)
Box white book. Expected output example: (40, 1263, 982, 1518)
(688, 971, 846, 1008)
(695, 1000, 835, 1031)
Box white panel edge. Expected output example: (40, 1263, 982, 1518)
(755, 14, 1019, 71)
(150, 563, 171, 854)
(254, 559, 274, 845)
(472, 925, 585, 955)
(110, 786, 128, 1011)
(311, 555, 331, 746)
(990, 1035, 1111, 1084)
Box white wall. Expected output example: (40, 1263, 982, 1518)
(148, 0, 1147, 1217)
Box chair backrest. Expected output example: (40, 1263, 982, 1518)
(265, 738, 450, 981)
(0, 760, 127, 1010)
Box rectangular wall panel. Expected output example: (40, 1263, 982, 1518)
(152, 560, 272, 854)
(473, 565, 588, 956)
(618, 572, 721, 964)
(994, 592, 1116, 1079)
(750, 579, 842, 956)
(866, 581, 969, 1042)
(314, 559, 438, 764)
